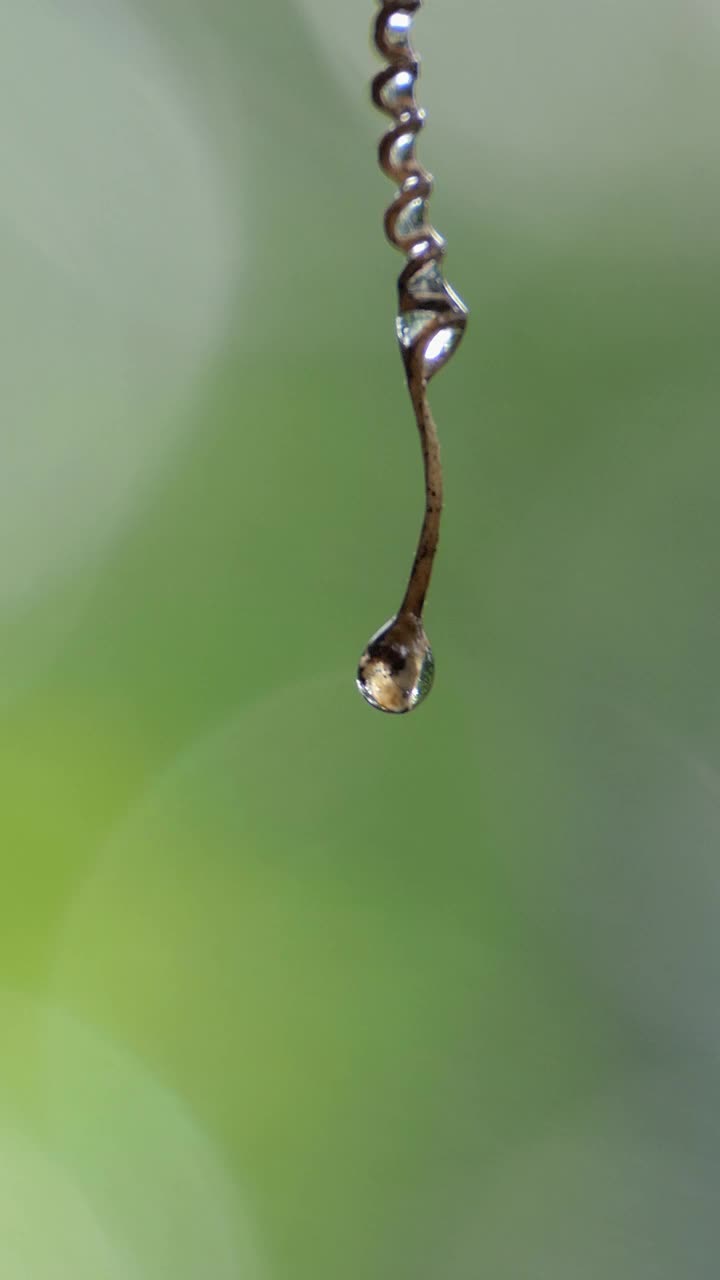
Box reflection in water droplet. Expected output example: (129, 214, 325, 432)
(396, 311, 463, 378)
(380, 68, 416, 114)
(357, 614, 434, 715)
(424, 326, 462, 371)
(396, 309, 430, 350)
(407, 256, 447, 297)
(385, 11, 413, 52)
(389, 131, 417, 173)
(394, 196, 427, 242)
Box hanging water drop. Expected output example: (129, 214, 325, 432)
(357, 614, 435, 715)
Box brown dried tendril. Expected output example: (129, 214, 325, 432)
(356, 1, 469, 715)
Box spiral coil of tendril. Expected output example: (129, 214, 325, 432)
(355, 1, 468, 714)
(372, 1, 468, 381)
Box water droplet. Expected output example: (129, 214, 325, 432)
(385, 11, 414, 53)
(407, 256, 446, 297)
(356, 614, 435, 714)
(423, 326, 462, 372)
(396, 308, 430, 350)
(393, 195, 427, 242)
(396, 308, 465, 378)
(380, 69, 416, 116)
(389, 131, 417, 174)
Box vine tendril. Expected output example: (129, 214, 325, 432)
(356, 1, 468, 714)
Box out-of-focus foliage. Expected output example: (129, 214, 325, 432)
(1, 1, 720, 1276)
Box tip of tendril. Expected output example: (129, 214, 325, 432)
(356, 613, 435, 714)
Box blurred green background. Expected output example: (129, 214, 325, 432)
(2, 0, 720, 1275)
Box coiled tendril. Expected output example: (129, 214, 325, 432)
(356, 1, 468, 715)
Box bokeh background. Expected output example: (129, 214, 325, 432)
(2, 0, 720, 1275)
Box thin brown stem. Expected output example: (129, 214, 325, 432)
(400, 360, 442, 619)
(372, 1, 468, 627)
(356, 3, 468, 713)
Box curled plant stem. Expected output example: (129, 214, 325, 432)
(372, 0, 468, 616)
(356, 1, 469, 715)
